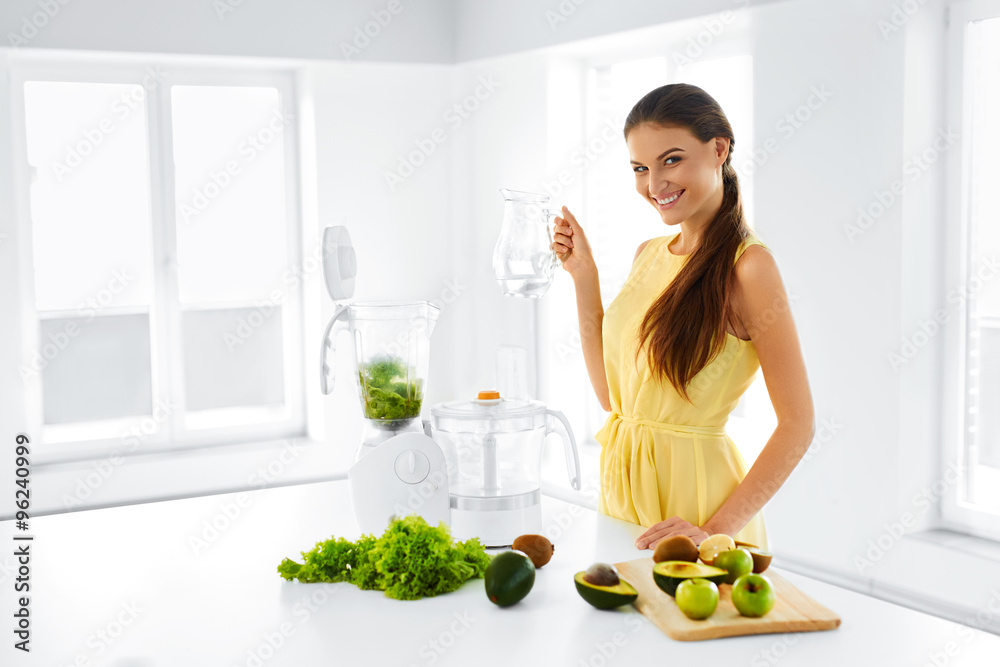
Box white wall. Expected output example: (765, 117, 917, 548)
(0, 0, 455, 63)
(453, 0, 788, 63)
(303, 60, 459, 468)
(450, 0, 996, 623)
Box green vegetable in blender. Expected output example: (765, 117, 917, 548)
(357, 355, 423, 420)
(277, 515, 492, 600)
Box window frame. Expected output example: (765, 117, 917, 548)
(941, 0, 1000, 539)
(9, 57, 308, 463)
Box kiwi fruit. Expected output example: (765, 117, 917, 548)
(512, 534, 555, 568)
(745, 547, 773, 573)
(652, 535, 699, 563)
(733, 541, 773, 573)
(583, 562, 620, 587)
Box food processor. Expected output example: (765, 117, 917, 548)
(319, 226, 450, 534)
(426, 391, 582, 547)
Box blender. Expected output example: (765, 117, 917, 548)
(426, 390, 582, 547)
(319, 226, 450, 534)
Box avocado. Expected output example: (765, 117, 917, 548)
(574, 571, 639, 609)
(485, 550, 535, 607)
(652, 560, 728, 597)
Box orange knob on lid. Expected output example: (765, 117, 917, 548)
(477, 390, 501, 400)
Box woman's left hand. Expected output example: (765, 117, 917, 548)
(635, 517, 711, 550)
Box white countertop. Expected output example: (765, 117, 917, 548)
(3, 480, 999, 666)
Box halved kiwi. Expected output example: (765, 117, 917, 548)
(653, 535, 699, 563)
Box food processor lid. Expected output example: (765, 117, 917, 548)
(430, 390, 547, 421)
(322, 225, 357, 301)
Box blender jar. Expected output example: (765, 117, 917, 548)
(320, 301, 440, 456)
(427, 391, 581, 546)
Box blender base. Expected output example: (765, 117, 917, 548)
(449, 505, 542, 548)
(348, 432, 450, 535)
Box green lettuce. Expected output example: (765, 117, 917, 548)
(277, 515, 491, 600)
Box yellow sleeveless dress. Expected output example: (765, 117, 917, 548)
(595, 232, 770, 550)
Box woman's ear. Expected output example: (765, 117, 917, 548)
(715, 137, 731, 166)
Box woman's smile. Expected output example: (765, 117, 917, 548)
(652, 189, 684, 209)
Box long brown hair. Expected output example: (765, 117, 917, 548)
(623, 83, 753, 403)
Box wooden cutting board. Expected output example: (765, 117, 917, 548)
(614, 557, 841, 641)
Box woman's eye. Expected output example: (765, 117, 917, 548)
(632, 166, 648, 173)
(664, 157, 680, 165)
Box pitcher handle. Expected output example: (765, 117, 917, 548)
(546, 408, 582, 491)
(545, 207, 561, 269)
(319, 305, 351, 395)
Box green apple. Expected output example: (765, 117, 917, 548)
(675, 577, 719, 620)
(713, 548, 753, 585)
(731, 573, 775, 617)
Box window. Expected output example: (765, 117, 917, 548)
(540, 52, 769, 486)
(943, 2, 1000, 537)
(12, 63, 305, 460)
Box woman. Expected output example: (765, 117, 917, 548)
(552, 83, 814, 552)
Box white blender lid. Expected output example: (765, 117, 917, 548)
(430, 391, 546, 421)
(322, 225, 357, 301)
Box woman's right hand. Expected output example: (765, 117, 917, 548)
(552, 206, 596, 278)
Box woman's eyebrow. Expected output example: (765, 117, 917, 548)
(630, 147, 684, 165)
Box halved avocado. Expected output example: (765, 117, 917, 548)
(652, 560, 728, 597)
(574, 571, 638, 609)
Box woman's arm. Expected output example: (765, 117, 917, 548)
(634, 244, 814, 549)
(553, 206, 611, 412)
(701, 244, 815, 536)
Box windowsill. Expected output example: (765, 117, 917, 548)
(6, 436, 349, 520)
(776, 530, 1000, 636)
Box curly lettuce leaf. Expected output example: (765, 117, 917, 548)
(276, 515, 492, 600)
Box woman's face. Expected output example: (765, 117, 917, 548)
(625, 122, 729, 227)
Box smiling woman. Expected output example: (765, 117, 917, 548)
(551, 83, 815, 553)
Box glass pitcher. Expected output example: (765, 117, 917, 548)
(492, 188, 560, 298)
(320, 301, 440, 454)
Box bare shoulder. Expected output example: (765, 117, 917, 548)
(633, 238, 654, 263)
(734, 243, 779, 285)
(733, 243, 791, 339)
